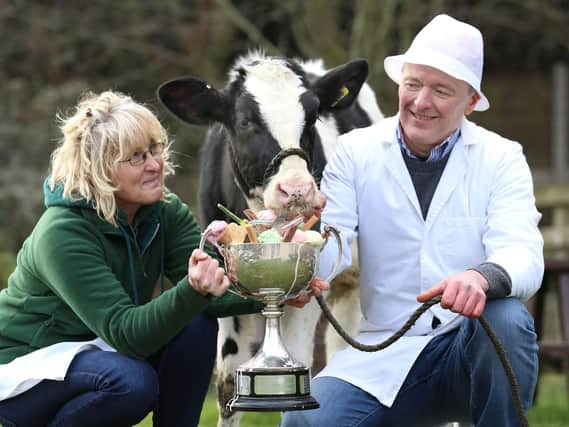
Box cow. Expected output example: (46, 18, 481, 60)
(157, 51, 382, 427)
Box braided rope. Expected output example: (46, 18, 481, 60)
(316, 295, 529, 427)
(478, 315, 528, 426)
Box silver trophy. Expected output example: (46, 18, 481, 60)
(200, 225, 342, 412)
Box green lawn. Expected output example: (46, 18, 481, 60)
(528, 372, 569, 427)
(136, 373, 569, 427)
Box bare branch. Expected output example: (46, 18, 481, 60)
(213, 0, 281, 55)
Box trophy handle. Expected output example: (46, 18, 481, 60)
(321, 225, 343, 283)
(198, 230, 246, 298)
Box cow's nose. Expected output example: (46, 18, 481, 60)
(277, 182, 314, 200)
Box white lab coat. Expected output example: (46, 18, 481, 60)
(317, 115, 544, 407)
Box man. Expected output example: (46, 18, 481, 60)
(281, 14, 543, 427)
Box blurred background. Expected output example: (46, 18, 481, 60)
(1, 1, 569, 423)
(1, 0, 569, 260)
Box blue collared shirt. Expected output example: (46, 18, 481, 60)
(396, 124, 461, 162)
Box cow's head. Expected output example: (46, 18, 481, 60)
(158, 52, 369, 217)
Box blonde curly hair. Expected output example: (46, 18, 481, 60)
(49, 90, 175, 226)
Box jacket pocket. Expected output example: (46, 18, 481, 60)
(29, 317, 55, 348)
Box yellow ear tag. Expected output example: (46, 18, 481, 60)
(331, 86, 350, 107)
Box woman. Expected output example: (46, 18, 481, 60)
(0, 91, 293, 426)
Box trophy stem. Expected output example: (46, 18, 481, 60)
(227, 289, 319, 412)
(259, 297, 290, 361)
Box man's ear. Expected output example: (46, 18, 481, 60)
(465, 91, 481, 116)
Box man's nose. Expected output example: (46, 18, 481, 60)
(414, 88, 432, 109)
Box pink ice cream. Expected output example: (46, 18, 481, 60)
(257, 209, 277, 223)
(204, 220, 228, 249)
(291, 229, 307, 243)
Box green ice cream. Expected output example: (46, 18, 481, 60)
(258, 229, 283, 243)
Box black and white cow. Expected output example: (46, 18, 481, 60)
(158, 51, 382, 427)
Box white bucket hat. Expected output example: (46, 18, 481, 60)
(384, 14, 490, 111)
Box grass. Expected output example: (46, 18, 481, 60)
(528, 372, 569, 427)
(136, 391, 280, 426)
(136, 372, 569, 426)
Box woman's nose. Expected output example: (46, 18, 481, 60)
(144, 153, 162, 169)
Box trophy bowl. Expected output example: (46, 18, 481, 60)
(200, 225, 342, 412)
(221, 241, 320, 300)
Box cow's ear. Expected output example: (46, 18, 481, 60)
(157, 77, 229, 126)
(313, 58, 369, 113)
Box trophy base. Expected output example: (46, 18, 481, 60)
(228, 394, 319, 412)
(228, 367, 320, 412)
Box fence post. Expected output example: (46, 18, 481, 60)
(552, 62, 568, 182)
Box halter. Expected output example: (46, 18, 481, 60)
(228, 144, 312, 202)
(262, 147, 311, 185)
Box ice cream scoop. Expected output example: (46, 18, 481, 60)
(304, 230, 324, 246)
(290, 229, 307, 243)
(257, 209, 277, 223)
(258, 229, 284, 243)
(204, 220, 228, 249)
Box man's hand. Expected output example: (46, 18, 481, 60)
(284, 277, 330, 308)
(188, 249, 230, 297)
(417, 270, 489, 318)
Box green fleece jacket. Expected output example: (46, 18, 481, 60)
(0, 180, 262, 364)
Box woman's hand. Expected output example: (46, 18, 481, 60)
(284, 277, 330, 308)
(188, 249, 229, 297)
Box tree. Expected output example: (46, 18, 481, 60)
(1, 0, 568, 253)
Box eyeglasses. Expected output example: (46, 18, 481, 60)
(119, 142, 165, 167)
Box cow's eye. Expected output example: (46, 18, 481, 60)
(238, 118, 251, 129)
